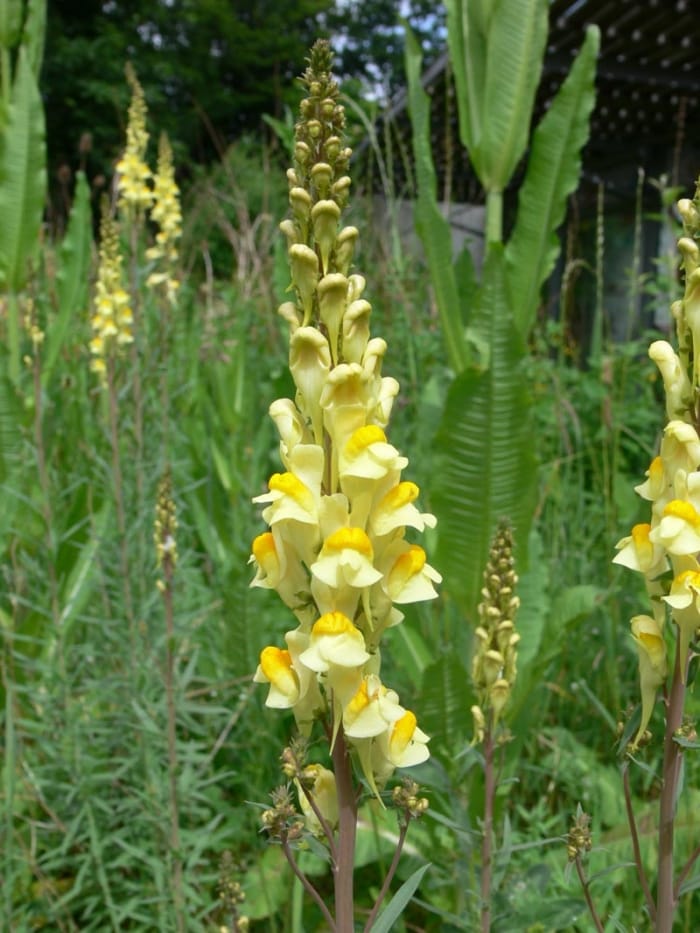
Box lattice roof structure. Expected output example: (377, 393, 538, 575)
(361, 0, 700, 204)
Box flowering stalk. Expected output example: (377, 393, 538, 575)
(470, 522, 520, 932)
(613, 180, 700, 930)
(154, 471, 185, 932)
(116, 64, 152, 506)
(250, 41, 439, 930)
(90, 202, 134, 623)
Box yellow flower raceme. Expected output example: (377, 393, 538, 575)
(146, 132, 181, 301)
(250, 41, 436, 792)
(116, 65, 152, 214)
(89, 210, 133, 381)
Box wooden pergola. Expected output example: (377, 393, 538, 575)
(361, 0, 700, 205)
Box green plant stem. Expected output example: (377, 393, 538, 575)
(574, 856, 605, 933)
(480, 720, 495, 933)
(485, 190, 503, 244)
(161, 557, 185, 932)
(621, 761, 656, 923)
(128, 221, 145, 510)
(363, 819, 409, 932)
(281, 837, 336, 931)
(106, 357, 134, 624)
(656, 640, 687, 933)
(32, 349, 60, 629)
(332, 728, 357, 933)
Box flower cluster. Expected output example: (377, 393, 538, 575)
(470, 522, 520, 743)
(89, 207, 133, 381)
(614, 182, 700, 748)
(146, 132, 182, 302)
(251, 41, 439, 794)
(116, 64, 152, 215)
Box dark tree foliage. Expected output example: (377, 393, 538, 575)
(44, 0, 333, 177)
(43, 0, 445, 181)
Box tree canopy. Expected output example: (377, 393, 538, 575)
(44, 0, 445, 178)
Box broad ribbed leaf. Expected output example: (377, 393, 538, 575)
(420, 654, 473, 752)
(0, 44, 46, 292)
(480, 0, 547, 190)
(432, 246, 537, 618)
(444, 0, 491, 165)
(405, 26, 468, 373)
(506, 25, 599, 336)
(44, 171, 92, 383)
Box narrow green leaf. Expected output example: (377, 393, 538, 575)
(481, 0, 548, 190)
(0, 0, 22, 50)
(370, 862, 431, 933)
(22, 0, 45, 77)
(44, 170, 92, 384)
(404, 25, 468, 374)
(506, 25, 600, 336)
(58, 500, 112, 637)
(0, 44, 46, 289)
(431, 246, 537, 617)
(444, 0, 487, 162)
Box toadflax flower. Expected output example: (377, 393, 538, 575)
(615, 179, 700, 723)
(89, 205, 133, 383)
(250, 40, 439, 794)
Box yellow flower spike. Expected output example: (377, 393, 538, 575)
(317, 272, 348, 362)
(288, 244, 320, 324)
(254, 646, 300, 708)
(312, 199, 341, 274)
(116, 64, 152, 215)
(334, 225, 359, 276)
(629, 615, 668, 748)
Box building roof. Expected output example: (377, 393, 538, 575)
(362, 0, 700, 203)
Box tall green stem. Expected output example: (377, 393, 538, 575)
(656, 640, 686, 932)
(331, 729, 357, 933)
(480, 719, 495, 932)
(485, 190, 503, 244)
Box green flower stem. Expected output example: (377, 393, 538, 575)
(480, 718, 495, 933)
(106, 355, 134, 625)
(574, 855, 605, 933)
(332, 728, 357, 933)
(621, 762, 655, 923)
(656, 640, 687, 933)
(485, 190, 503, 244)
(281, 838, 336, 931)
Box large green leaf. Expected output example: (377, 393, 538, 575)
(446, 0, 547, 191)
(404, 25, 468, 374)
(431, 246, 537, 618)
(505, 25, 600, 336)
(22, 0, 46, 78)
(44, 170, 92, 384)
(0, 44, 45, 291)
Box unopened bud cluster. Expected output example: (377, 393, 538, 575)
(566, 806, 593, 862)
(217, 851, 249, 933)
(392, 778, 429, 821)
(154, 471, 178, 574)
(471, 522, 520, 739)
(261, 786, 303, 842)
(613, 178, 700, 749)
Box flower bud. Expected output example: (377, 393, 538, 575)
(342, 298, 372, 363)
(311, 162, 333, 199)
(289, 244, 319, 324)
(317, 272, 348, 362)
(312, 199, 341, 274)
(334, 226, 359, 275)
